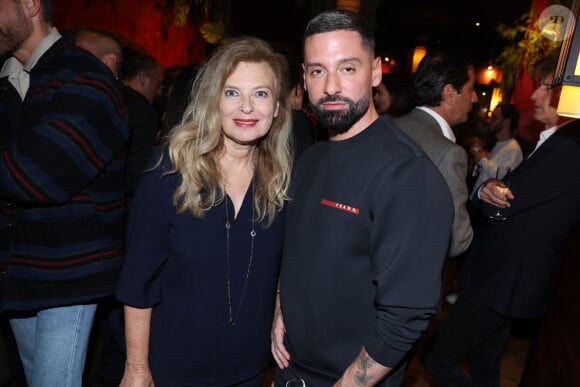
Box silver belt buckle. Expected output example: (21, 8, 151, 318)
(285, 378, 306, 387)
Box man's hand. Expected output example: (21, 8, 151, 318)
(479, 178, 514, 207)
(271, 294, 291, 368)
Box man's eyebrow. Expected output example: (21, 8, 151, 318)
(304, 57, 363, 67)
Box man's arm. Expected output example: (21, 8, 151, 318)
(440, 146, 473, 256)
(334, 347, 390, 387)
(355, 155, 453, 382)
(0, 51, 127, 204)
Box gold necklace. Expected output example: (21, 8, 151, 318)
(224, 179, 256, 326)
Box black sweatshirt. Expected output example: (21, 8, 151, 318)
(279, 116, 453, 382)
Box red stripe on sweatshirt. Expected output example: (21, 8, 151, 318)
(321, 198, 360, 215)
(3, 151, 48, 201)
(10, 249, 121, 267)
(55, 121, 105, 169)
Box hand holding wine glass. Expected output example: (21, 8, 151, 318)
(489, 166, 511, 221)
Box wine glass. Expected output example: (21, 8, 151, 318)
(489, 166, 511, 221)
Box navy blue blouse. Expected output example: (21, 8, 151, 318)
(116, 155, 285, 385)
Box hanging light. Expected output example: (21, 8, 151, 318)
(556, 1, 580, 118)
(477, 63, 500, 84)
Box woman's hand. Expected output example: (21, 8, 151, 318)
(119, 363, 155, 387)
(271, 293, 291, 368)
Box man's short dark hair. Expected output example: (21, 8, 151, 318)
(496, 103, 519, 132)
(534, 50, 559, 82)
(303, 10, 375, 57)
(40, 0, 53, 24)
(121, 47, 159, 81)
(413, 50, 473, 107)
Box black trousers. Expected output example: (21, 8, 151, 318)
(420, 296, 511, 387)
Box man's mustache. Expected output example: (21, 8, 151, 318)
(315, 95, 355, 106)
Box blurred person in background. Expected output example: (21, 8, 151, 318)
(373, 72, 414, 118)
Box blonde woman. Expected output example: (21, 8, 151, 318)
(117, 37, 292, 387)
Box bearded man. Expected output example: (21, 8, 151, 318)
(271, 10, 453, 387)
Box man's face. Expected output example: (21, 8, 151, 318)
(143, 64, 164, 103)
(531, 73, 558, 128)
(448, 66, 478, 126)
(0, 0, 32, 57)
(303, 30, 381, 135)
(373, 82, 391, 114)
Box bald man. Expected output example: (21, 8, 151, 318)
(75, 28, 122, 77)
(75, 28, 158, 198)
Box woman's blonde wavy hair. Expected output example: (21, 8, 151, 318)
(164, 37, 293, 226)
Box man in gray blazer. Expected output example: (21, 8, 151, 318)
(394, 50, 477, 257)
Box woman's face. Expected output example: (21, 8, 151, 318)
(219, 61, 279, 148)
(373, 82, 391, 114)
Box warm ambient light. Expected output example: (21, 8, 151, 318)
(412, 46, 427, 73)
(477, 64, 501, 85)
(489, 88, 502, 116)
(336, 0, 360, 13)
(556, 1, 580, 117)
(381, 56, 396, 74)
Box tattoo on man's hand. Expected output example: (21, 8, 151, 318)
(354, 353, 375, 385)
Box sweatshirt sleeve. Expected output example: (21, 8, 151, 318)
(0, 54, 127, 204)
(364, 155, 453, 367)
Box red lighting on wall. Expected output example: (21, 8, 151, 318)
(52, 0, 207, 68)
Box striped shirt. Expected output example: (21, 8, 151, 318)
(0, 34, 128, 311)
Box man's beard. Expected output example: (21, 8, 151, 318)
(490, 121, 502, 134)
(311, 94, 369, 135)
(0, 7, 32, 57)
